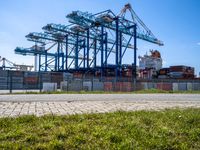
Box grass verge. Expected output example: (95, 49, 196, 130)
(5, 89, 200, 95)
(0, 108, 200, 149)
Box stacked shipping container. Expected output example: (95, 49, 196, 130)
(158, 66, 195, 79)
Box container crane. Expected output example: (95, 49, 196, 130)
(118, 3, 163, 46)
(15, 3, 163, 79)
(66, 3, 163, 78)
(0, 56, 33, 71)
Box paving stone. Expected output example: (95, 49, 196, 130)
(0, 94, 200, 117)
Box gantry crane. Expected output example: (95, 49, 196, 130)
(118, 3, 163, 46)
(0, 56, 33, 71)
(15, 3, 163, 79)
(65, 3, 163, 77)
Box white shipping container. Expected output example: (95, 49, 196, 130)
(187, 83, 192, 91)
(173, 83, 178, 91)
(83, 81, 92, 91)
(42, 83, 57, 92)
(60, 81, 68, 91)
(142, 82, 148, 90)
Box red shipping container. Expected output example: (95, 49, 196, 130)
(156, 83, 172, 91)
(113, 82, 119, 92)
(114, 82, 123, 92)
(12, 71, 24, 77)
(51, 72, 63, 76)
(122, 82, 132, 92)
(136, 82, 144, 91)
(113, 82, 132, 92)
(73, 72, 83, 78)
(24, 77, 38, 84)
(104, 82, 113, 91)
(105, 77, 114, 82)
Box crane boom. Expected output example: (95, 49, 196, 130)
(119, 3, 163, 46)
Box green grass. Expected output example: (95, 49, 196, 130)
(0, 108, 200, 149)
(4, 88, 200, 95)
(134, 89, 200, 94)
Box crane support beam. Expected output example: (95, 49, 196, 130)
(42, 24, 134, 49)
(66, 8, 163, 46)
(14, 47, 88, 60)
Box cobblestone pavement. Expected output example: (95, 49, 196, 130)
(0, 94, 200, 117)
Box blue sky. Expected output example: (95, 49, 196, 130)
(0, 0, 200, 75)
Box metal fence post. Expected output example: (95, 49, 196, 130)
(82, 75, 84, 91)
(9, 71, 12, 94)
(39, 72, 42, 93)
(22, 71, 25, 92)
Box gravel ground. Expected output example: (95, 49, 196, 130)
(0, 94, 200, 117)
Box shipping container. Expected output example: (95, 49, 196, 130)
(51, 72, 63, 88)
(24, 71, 38, 77)
(104, 82, 113, 91)
(83, 81, 92, 91)
(73, 72, 83, 78)
(122, 82, 132, 92)
(24, 84, 39, 89)
(141, 82, 148, 90)
(11, 83, 23, 89)
(178, 83, 187, 91)
(63, 72, 73, 79)
(169, 66, 195, 79)
(68, 80, 82, 91)
(0, 84, 8, 90)
(187, 83, 192, 91)
(113, 82, 123, 92)
(0, 70, 8, 77)
(159, 68, 170, 75)
(24, 77, 38, 84)
(148, 82, 156, 89)
(0, 77, 8, 83)
(11, 77, 23, 83)
(156, 83, 172, 91)
(60, 81, 68, 91)
(172, 83, 178, 91)
(192, 83, 200, 91)
(11, 71, 24, 77)
(136, 82, 144, 91)
(93, 82, 104, 91)
(43, 83, 57, 92)
(158, 75, 169, 79)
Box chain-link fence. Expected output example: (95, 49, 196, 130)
(0, 70, 200, 93)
